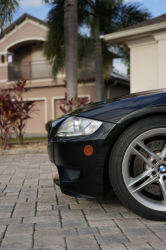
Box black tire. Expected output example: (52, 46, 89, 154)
(109, 116, 166, 221)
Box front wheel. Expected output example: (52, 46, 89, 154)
(109, 116, 166, 221)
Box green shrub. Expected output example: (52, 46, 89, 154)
(45, 120, 53, 134)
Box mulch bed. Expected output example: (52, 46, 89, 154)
(0, 141, 47, 155)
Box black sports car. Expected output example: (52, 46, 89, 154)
(48, 89, 166, 221)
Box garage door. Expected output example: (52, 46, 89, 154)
(25, 100, 45, 134)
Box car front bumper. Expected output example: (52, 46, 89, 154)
(47, 117, 122, 198)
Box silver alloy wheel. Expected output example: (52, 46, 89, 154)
(122, 128, 166, 211)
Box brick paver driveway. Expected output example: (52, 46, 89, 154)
(0, 153, 165, 250)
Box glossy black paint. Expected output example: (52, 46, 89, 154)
(48, 121, 119, 197)
(70, 89, 166, 124)
(48, 89, 166, 198)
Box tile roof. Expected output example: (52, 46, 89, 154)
(0, 13, 47, 39)
(118, 13, 166, 33)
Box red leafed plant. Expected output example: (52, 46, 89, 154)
(0, 91, 18, 149)
(59, 93, 91, 114)
(0, 77, 36, 149)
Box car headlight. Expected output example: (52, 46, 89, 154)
(56, 117, 102, 137)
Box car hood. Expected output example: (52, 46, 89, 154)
(67, 89, 166, 123)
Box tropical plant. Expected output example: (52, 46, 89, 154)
(0, 90, 17, 149)
(45, 120, 53, 134)
(0, 78, 36, 148)
(8, 78, 36, 145)
(44, 0, 151, 101)
(0, 0, 20, 31)
(59, 92, 91, 114)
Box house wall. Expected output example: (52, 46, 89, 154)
(0, 22, 47, 52)
(126, 31, 166, 93)
(130, 43, 158, 93)
(158, 38, 166, 88)
(13, 45, 32, 62)
(21, 83, 96, 134)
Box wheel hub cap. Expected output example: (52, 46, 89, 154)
(159, 165, 166, 173)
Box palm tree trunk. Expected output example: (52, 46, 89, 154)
(64, 0, 78, 108)
(94, 1, 105, 102)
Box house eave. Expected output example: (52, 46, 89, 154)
(104, 21, 166, 44)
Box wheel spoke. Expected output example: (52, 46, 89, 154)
(159, 177, 166, 204)
(131, 175, 158, 194)
(136, 141, 160, 161)
(131, 146, 153, 168)
(160, 143, 166, 160)
(128, 168, 153, 188)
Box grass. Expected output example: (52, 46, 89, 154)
(10, 136, 48, 143)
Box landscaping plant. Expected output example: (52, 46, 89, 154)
(0, 90, 17, 149)
(0, 78, 36, 149)
(9, 78, 36, 145)
(45, 120, 53, 135)
(59, 93, 91, 114)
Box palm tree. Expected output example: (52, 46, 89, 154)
(44, 0, 78, 107)
(44, 0, 151, 101)
(0, 0, 20, 31)
(64, 0, 78, 107)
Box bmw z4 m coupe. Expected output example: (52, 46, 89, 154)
(48, 89, 166, 221)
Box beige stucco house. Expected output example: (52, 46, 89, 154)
(0, 13, 130, 136)
(105, 14, 166, 94)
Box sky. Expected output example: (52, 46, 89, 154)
(14, 0, 166, 75)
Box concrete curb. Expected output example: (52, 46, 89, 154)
(0, 148, 47, 155)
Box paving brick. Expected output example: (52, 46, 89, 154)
(105, 207, 129, 213)
(115, 219, 146, 229)
(37, 205, 53, 211)
(70, 204, 101, 210)
(35, 221, 61, 231)
(34, 228, 77, 239)
(66, 235, 100, 250)
(36, 210, 59, 217)
(147, 223, 166, 232)
(0, 225, 7, 233)
(125, 242, 153, 250)
(35, 248, 66, 250)
(6, 223, 34, 236)
(89, 219, 116, 227)
(12, 210, 35, 218)
(34, 237, 65, 249)
(23, 216, 60, 224)
(154, 232, 166, 241)
(123, 228, 160, 242)
(101, 243, 126, 250)
(86, 213, 122, 220)
(0, 213, 11, 218)
(77, 227, 99, 235)
(121, 212, 141, 218)
(61, 209, 83, 217)
(140, 218, 166, 225)
(149, 242, 166, 250)
(0, 218, 22, 225)
(62, 218, 88, 228)
(98, 225, 121, 234)
(96, 233, 129, 245)
(1, 235, 33, 250)
(15, 202, 36, 209)
(83, 208, 106, 214)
